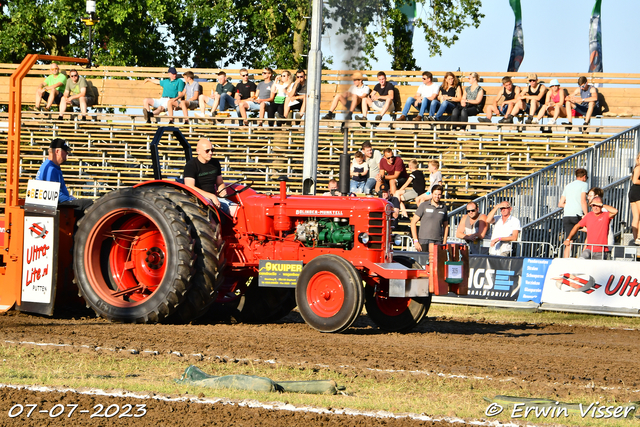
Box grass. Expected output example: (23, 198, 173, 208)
(0, 343, 637, 426)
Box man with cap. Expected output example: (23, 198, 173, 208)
(322, 72, 370, 121)
(511, 73, 547, 124)
(36, 138, 93, 212)
(142, 67, 186, 124)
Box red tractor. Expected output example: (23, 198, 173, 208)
(1, 57, 469, 333)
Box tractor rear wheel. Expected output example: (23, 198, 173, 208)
(150, 187, 224, 323)
(364, 255, 428, 332)
(73, 187, 195, 323)
(296, 255, 363, 333)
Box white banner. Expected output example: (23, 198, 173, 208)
(541, 259, 640, 310)
(25, 180, 60, 207)
(21, 216, 55, 304)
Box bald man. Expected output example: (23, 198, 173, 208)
(183, 138, 229, 213)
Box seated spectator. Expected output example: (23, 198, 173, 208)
(359, 71, 395, 122)
(511, 73, 547, 123)
(380, 183, 401, 229)
(532, 79, 572, 127)
(198, 71, 235, 118)
(169, 71, 200, 125)
(349, 151, 369, 194)
(142, 67, 185, 124)
(323, 179, 340, 196)
(284, 69, 307, 120)
(376, 148, 409, 195)
(451, 72, 485, 130)
(322, 72, 370, 121)
(455, 202, 488, 255)
(427, 72, 461, 122)
(415, 160, 443, 205)
(58, 69, 95, 121)
(234, 69, 257, 125)
(567, 76, 601, 131)
(394, 159, 426, 217)
(487, 201, 520, 256)
(269, 71, 295, 124)
(397, 71, 439, 122)
(361, 141, 382, 195)
(478, 76, 520, 124)
(238, 67, 274, 127)
(565, 196, 617, 260)
(35, 62, 67, 112)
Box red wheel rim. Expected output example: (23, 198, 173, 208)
(306, 271, 344, 317)
(84, 209, 168, 307)
(376, 296, 411, 316)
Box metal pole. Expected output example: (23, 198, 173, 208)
(302, 0, 323, 195)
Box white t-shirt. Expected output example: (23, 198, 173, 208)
(349, 84, 371, 97)
(490, 215, 521, 255)
(417, 83, 440, 99)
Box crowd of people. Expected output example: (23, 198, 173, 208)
(33, 64, 601, 132)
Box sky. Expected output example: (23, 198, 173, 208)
(323, 0, 639, 74)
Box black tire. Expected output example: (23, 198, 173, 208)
(73, 187, 195, 323)
(364, 255, 428, 332)
(296, 255, 363, 333)
(150, 187, 224, 323)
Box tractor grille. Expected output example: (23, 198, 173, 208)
(368, 212, 385, 249)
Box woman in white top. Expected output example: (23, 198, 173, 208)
(267, 70, 295, 125)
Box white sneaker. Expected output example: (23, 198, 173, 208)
(194, 111, 205, 118)
(532, 118, 539, 124)
(548, 119, 556, 125)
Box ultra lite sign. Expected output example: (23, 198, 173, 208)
(21, 216, 55, 303)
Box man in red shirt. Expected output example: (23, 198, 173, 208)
(375, 148, 408, 195)
(565, 196, 617, 259)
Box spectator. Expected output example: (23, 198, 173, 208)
(170, 71, 201, 125)
(238, 67, 274, 127)
(415, 160, 443, 205)
(628, 153, 640, 244)
(36, 138, 93, 213)
(394, 159, 426, 217)
(565, 196, 617, 259)
(322, 72, 370, 121)
(142, 67, 185, 124)
(587, 187, 614, 246)
(427, 72, 461, 122)
(455, 202, 488, 255)
(323, 179, 340, 196)
(270, 70, 295, 124)
(397, 71, 440, 122)
(183, 138, 229, 214)
(234, 69, 258, 126)
(360, 71, 395, 122)
(380, 184, 401, 229)
(361, 141, 382, 195)
(451, 72, 485, 129)
(567, 76, 601, 132)
(58, 69, 94, 122)
(376, 148, 409, 195)
(559, 168, 589, 258)
(478, 76, 520, 124)
(284, 69, 307, 120)
(410, 185, 448, 253)
(349, 151, 369, 194)
(487, 201, 520, 256)
(35, 62, 67, 112)
(532, 79, 572, 127)
(511, 73, 547, 123)
(198, 71, 235, 118)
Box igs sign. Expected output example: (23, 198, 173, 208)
(21, 217, 56, 303)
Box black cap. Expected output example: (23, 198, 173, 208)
(167, 66, 177, 74)
(50, 138, 71, 152)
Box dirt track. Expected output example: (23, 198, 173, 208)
(0, 309, 639, 426)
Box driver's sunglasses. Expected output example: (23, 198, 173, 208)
(204, 149, 213, 153)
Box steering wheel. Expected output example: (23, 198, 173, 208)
(218, 178, 254, 198)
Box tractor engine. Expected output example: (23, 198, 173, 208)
(295, 218, 353, 248)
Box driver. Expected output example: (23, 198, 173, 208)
(183, 138, 230, 214)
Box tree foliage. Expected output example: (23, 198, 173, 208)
(0, 0, 482, 70)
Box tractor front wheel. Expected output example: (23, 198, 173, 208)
(296, 255, 363, 333)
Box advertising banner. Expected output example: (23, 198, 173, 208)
(541, 259, 640, 310)
(21, 216, 56, 304)
(518, 258, 552, 304)
(258, 260, 302, 288)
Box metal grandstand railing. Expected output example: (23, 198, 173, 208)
(449, 124, 640, 241)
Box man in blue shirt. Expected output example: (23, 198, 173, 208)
(36, 138, 93, 212)
(142, 66, 186, 123)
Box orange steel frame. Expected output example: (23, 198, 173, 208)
(1, 55, 88, 312)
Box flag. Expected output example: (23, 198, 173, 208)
(589, 0, 603, 72)
(507, 0, 524, 72)
(398, 1, 417, 37)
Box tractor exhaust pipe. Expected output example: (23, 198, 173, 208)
(339, 128, 350, 195)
